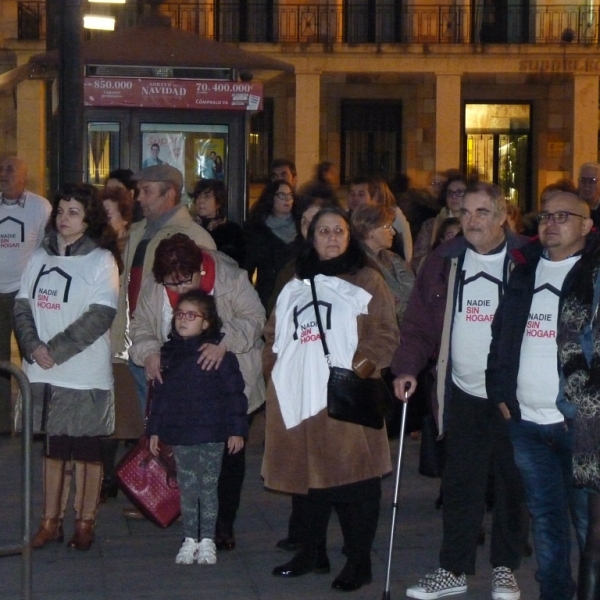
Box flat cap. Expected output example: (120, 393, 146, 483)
(133, 164, 183, 189)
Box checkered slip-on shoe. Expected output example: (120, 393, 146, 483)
(492, 567, 520, 600)
(406, 568, 468, 599)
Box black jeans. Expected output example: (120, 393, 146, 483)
(216, 412, 255, 534)
(439, 385, 527, 575)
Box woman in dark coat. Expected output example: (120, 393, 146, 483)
(243, 179, 299, 309)
(191, 179, 245, 266)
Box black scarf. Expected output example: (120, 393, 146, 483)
(295, 240, 366, 280)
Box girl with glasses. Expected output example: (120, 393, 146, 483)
(129, 233, 265, 553)
(147, 289, 248, 566)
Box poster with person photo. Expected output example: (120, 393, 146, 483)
(194, 138, 225, 181)
(142, 133, 185, 179)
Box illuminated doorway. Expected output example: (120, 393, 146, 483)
(465, 103, 531, 211)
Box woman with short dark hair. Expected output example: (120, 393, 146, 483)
(190, 179, 244, 266)
(14, 183, 120, 551)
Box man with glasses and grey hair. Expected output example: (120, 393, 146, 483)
(392, 181, 528, 600)
(487, 191, 593, 599)
(578, 162, 600, 228)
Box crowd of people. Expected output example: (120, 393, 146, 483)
(5, 152, 600, 599)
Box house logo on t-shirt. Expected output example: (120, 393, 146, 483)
(0, 216, 25, 246)
(32, 264, 72, 310)
(526, 283, 561, 339)
(292, 300, 332, 344)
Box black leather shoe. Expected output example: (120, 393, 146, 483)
(272, 550, 330, 577)
(99, 479, 119, 503)
(215, 532, 236, 551)
(275, 537, 302, 552)
(331, 558, 372, 592)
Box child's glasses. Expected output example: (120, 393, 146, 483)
(174, 310, 205, 322)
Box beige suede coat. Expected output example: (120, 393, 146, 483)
(128, 250, 266, 413)
(261, 267, 399, 494)
(111, 205, 216, 359)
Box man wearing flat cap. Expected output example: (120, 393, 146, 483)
(112, 164, 216, 416)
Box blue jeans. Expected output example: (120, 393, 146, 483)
(509, 419, 584, 600)
(127, 358, 148, 418)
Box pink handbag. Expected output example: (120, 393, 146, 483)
(115, 436, 180, 528)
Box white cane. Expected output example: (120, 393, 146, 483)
(382, 389, 409, 600)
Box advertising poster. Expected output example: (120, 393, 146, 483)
(141, 133, 185, 181)
(194, 138, 226, 180)
(84, 78, 263, 111)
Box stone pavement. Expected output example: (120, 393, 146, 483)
(0, 409, 570, 600)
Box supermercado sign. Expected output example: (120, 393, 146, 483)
(83, 77, 263, 111)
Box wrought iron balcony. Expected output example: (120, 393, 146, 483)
(17, 1, 600, 45)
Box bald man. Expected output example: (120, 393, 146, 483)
(487, 192, 593, 600)
(0, 157, 51, 432)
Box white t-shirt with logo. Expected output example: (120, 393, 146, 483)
(17, 246, 119, 390)
(451, 246, 507, 398)
(0, 192, 51, 293)
(271, 274, 372, 429)
(517, 255, 580, 424)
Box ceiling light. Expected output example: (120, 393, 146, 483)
(83, 15, 116, 30)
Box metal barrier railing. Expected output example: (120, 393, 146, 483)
(0, 361, 32, 600)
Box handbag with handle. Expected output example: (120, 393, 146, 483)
(115, 382, 180, 527)
(309, 277, 386, 430)
(115, 435, 180, 528)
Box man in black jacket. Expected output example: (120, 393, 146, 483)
(487, 191, 594, 600)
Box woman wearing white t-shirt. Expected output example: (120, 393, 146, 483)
(14, 184, 121, 552)
(262, 207, 399, 591)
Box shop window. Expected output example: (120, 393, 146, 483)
(249, 98, 273, 183)
(87, 122, 120, 186)
(465, 103, 531, 211)
(341, 100, 402, 184)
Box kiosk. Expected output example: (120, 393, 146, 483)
(28, 14, 292, 222)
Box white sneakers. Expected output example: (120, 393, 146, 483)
(405, 567, 520, 600)
(175, 537, 217, 565)
(175, 537, 199, 565)
(197, 538, 217, 565)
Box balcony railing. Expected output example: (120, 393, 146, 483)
(16, 1, 600, 45)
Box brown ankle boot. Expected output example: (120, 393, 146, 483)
(66, 519, 95, 551)
(32, 517, 64, 549)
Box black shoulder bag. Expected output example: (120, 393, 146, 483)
(309, 277, 385, 430)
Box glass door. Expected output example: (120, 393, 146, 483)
(465, 103, 531, 211)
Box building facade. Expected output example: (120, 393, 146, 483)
(3, 0, 600, 211)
